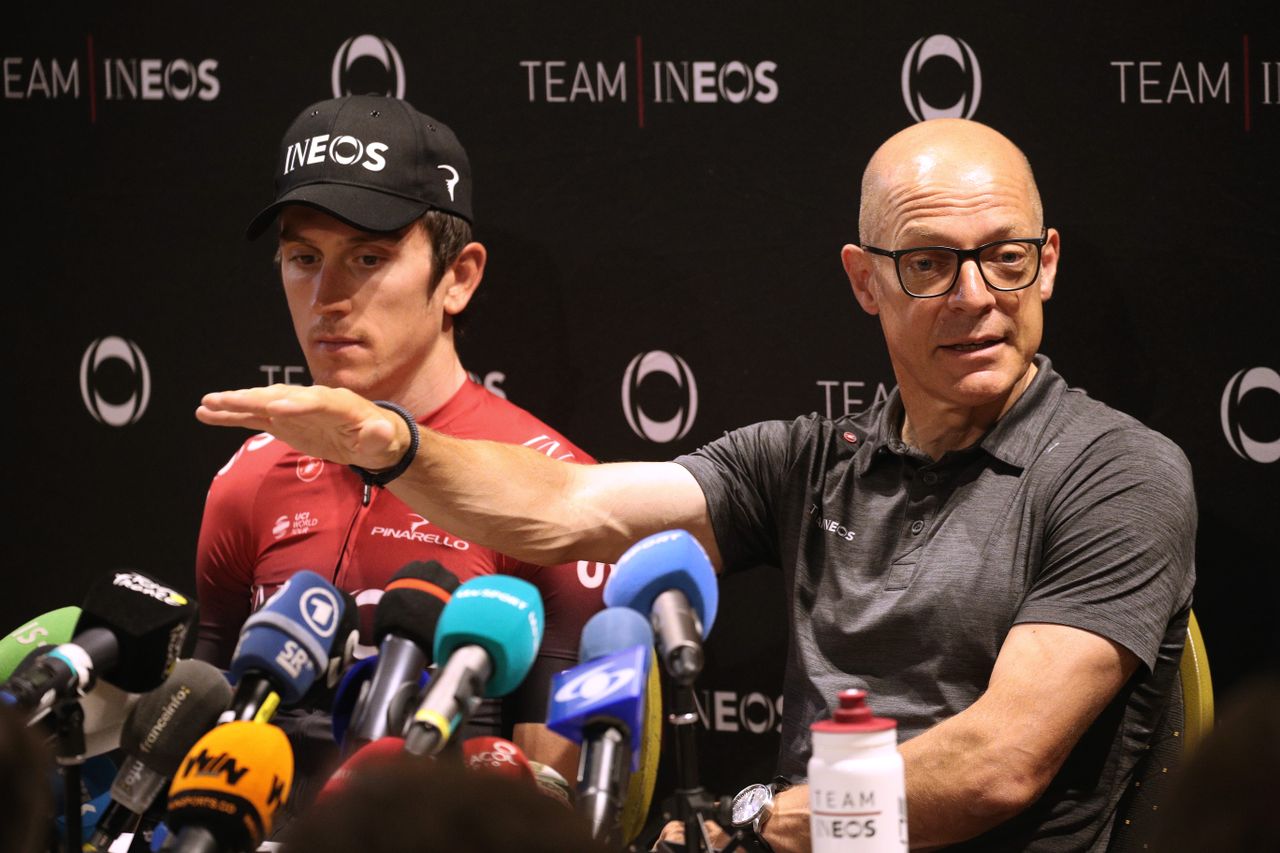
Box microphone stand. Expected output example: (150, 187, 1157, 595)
(663, 678, 771, 853)
(50, 700, 87, 853)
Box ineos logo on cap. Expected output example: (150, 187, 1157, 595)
(901, 35, 982, 122)
(80, 336, 151, 427)
(622, 350, 699, 443)
(1221, 367, 1280, 463)
(332, 35, 405, 99)
(300, 587, 341, 638)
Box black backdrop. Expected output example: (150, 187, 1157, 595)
(6, 0, 1277, 812)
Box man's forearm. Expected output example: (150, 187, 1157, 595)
(388, 428, 624, 566)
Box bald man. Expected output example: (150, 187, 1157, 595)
(198, 120, 1195, 851)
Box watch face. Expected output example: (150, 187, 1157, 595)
(732, 784, 769, 826)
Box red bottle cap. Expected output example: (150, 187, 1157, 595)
(810, 689, 896, 733)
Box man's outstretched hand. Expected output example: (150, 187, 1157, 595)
(196, 384, 411, 472)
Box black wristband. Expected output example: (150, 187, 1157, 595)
(349, 401, 420, 488)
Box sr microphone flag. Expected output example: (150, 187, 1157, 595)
(224, 570, 347, 723)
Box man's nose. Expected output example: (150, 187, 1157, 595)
(947, 258, 996, 312)
(313, 263, 354, 313)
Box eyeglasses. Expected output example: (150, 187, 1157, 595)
(861, 228, 1048, 298)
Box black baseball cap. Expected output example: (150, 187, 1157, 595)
(246, 94, 472, 239)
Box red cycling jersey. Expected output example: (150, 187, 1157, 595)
(194, 378, 609, 695)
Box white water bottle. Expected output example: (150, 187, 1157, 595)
(808, 688, 908, 851)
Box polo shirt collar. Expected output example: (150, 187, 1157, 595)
(854, 354, 1065, 476)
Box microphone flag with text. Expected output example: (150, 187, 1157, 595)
(603, 529, 718, 685)
(223, 570, 347, 724)
(0, 570, 197, 719)
(163, 720, 294, 853)
(343, 560, 460, 752)
(402, 575, 544, 757)
(0, 605, 82, 680)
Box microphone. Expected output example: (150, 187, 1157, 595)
(316, 736, 405, 804)
(84, 659, 233, 852)
(222, 570, 347, 723)
(402, 575, 544, 757)
(163, 720, 294, 853)
(547, 607, 654, 844)
(462, 736, 537, 786)
(0, 571, 197, 718)
(603, 529, 718, 685)
(0, 605, 81, 680)
(344, 561, 460, 752)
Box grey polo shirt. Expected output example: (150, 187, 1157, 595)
(675, 355, 1195, 851)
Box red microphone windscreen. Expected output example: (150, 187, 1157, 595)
(462, 736, 537, 786)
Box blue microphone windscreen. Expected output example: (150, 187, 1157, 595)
(579, 607, 654, 663)
(330, 654, 379, 746)
(547, 644, 648, 769)
(229, 570, 345, 704)
(603, 530, 718, 638)
(433, 575, 544, 697)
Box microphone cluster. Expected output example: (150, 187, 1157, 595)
(5, 528, 720, 852)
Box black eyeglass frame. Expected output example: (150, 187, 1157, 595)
(861, 228, 1049, 299)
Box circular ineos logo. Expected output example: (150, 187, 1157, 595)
(621, 351, 698, 443)
(79, 336, 151, 427)
(1221, 367, 1280, 463)
(901, 35, 982, 122)
(332, 35, 405, 99)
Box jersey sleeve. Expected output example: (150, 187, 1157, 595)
(1015, 426, 1197, 670)
(193, 445, 260, 668)
(674, 418, 808, 572)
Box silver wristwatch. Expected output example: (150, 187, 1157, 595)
(730, 778, 790, 836)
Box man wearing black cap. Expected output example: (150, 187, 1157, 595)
(193, 95, 603, 796)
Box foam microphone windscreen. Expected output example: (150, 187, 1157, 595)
(75, 571, 198, 692)
(604, 529, 718, 637)
(432, 575, 545, 697)
(167, 720, 294, 851)
(462, 736, 537, 786)
(579, 607, 655, 663)
(112, 660, 234, 811)
(0, 606, 81, 680)
(317, 736, 405, 804)
(373, 561, 461, 650)
(229, 570, 345, 704)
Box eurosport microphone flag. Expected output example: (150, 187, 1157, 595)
(547, 644, 650, 771)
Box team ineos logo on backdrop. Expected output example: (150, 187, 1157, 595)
(1221, 367, 1280, 463)
(332, 35, 405, 99)
(621, 351, 698, 443)
(901, 35, 982, 122)
(79, 336, 151, 427)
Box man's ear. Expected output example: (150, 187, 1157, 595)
(439, 242, 486, 316)
(842, 244, 880, 316)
